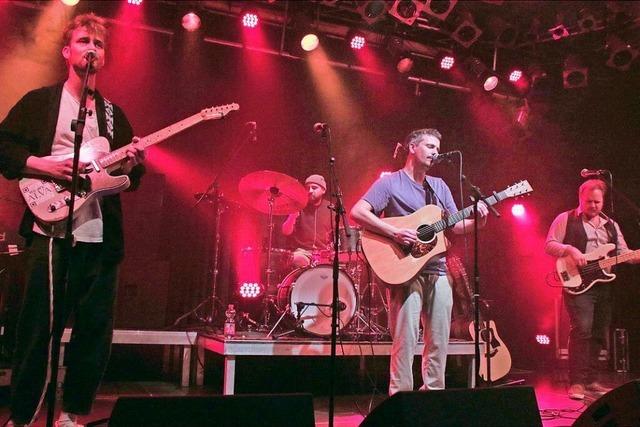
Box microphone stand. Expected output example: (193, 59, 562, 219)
(318, 124, 347, 427)
(193, 122, 256, 326)
(462, 174, 500, 388)
(46, 58, 94, 427)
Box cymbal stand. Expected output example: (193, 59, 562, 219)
(346, 262, 389, 340)
(259, 187, 282, 328)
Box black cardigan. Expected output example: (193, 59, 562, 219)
(0, 83, 145, 262)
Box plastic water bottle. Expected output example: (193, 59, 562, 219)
(223, 304, 236, 338)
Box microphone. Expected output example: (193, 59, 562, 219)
(336, 301, 347, 312)
(431, 151, 457, 165)
(84, 50, 97, 61)
(580, 168, 608, 178)
(313, 122, 328, 134)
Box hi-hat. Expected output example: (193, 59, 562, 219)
(238, 170, 307, 215)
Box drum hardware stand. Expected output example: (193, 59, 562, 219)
(257, 187, 282, 330)
(267, 302, 307, 339)
(347, 281, 389, 340)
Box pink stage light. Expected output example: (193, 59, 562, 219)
(239, 282, 263, 299)
(350, 35, 366, 50)
(511, 203, 525, 217)
(242, 12, 259, 28)
(440, 55, 455, 70)
(301, 33, 319, 52)
(509, 69, 523, 82)
(127, 0, 143, 5)
(182, 12, 201, 32)
(536, 334, 551, 345)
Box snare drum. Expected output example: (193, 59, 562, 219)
(277, 265, 357, 336)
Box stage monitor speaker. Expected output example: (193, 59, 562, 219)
(573, 380, 640, 427)
(359, 386, 542, 427)
(108, 393, 315, 427)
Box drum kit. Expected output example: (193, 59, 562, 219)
(236, 170, 389, 339)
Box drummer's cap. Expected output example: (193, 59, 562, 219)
(305, 174, 326, 190)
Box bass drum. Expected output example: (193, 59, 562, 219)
(277, 265, 357, 336)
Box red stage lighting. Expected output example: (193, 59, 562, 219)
(511, 203, 525, 217)
(127, 0, 143, 5)
(239, 282, 263, 299)
(536, 334, 551, 345)
(350, 34, 366, 50)
(242, 12, 259, 28)
(440, 55, 455, 70)
(509, 69, 523, 82)
(182, 12, 201, 32)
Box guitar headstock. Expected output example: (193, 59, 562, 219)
(201, 103, 240, 120)
(504, 180, 533, 198)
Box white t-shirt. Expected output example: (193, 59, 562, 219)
(33, 86, 104, 242)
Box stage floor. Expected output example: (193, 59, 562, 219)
(0, 371, 636, 426)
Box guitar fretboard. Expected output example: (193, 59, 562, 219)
(98, 112, 207, 170)
(598, 249, 640, 269)
(418, 190, 505, 238)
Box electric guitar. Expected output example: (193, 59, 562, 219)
(360, 180, 533, 285)
(19, 103, 239, 225)
(555, 243, 640, 295)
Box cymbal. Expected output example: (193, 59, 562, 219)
(238, 170, 307, 215)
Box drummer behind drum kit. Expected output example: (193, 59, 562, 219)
(237, 170, 389, 339)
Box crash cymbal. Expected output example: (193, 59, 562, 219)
(238, 170, 307, 215)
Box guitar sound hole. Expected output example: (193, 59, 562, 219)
(416, 224, 435, 243)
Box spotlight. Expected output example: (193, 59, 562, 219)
(389, 0, 427, 26)
(511, 203, 525, 217)
(241, 11, 259, 28)
(605, 35, 639, 71)
(563, 54, 588, 89)
(182, 12, 201, 32)
(127, 0, 143, 5)
(508, 69, 523, 82)
(450, 10, 482, 48)
(577, 8, 597, 32)
(239, 282, 263, 299)
(396, 55, 415, 73)
(301, 33, 320, 52)
(60, 0, 80, 5)
(549, 13, 569, 40)
(424, 0, 458, 21)
(464, 56, 498, 91)
(347, 29, 366, 50)
(536, 334, 551, 345)
(488, 16, 517, 48)
(438, 53, 455, 70)
(357, 0, 390, 25)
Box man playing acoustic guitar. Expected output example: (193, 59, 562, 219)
(0, 13, 144, 426)
(545, 178, 639, 400)
(350, 128, 488, 394)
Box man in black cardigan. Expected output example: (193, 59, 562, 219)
(0, 13, 144, 427)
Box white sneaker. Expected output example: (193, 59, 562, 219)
(54, 412, 84, 427)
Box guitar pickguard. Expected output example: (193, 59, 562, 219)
(410, 237, 438, 258)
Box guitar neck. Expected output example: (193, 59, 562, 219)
(431, 191, 504, 233)
(598, 248, 640, 269)
(99, 111, 205, 170)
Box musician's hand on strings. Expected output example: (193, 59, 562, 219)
(392, 227, 417, 246)
(24, 155, 88, 182)
(567, 246, 587, 267)
(122, 136, 145, 174)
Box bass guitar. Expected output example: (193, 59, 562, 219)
(19, 103, 239, 225)
(360, 180, 533, 285)
(555, 243, 640, 295)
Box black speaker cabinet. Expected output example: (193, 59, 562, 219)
(360, 386, 542, 427)
(573, 380, 640, 427)
(108, 393, 315, 427)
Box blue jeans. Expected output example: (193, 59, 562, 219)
(563, 285, 611, 385)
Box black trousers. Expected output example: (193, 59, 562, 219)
(10, 234, 119, 424)
(564, 285, 612, 385)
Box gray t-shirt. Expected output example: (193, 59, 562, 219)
(362, 170, 458, 275)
